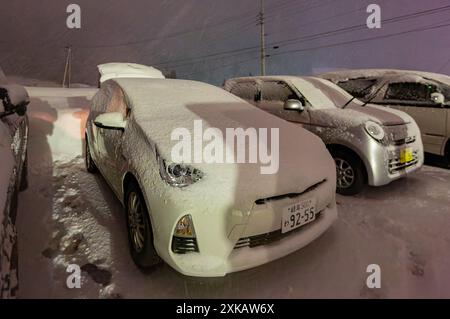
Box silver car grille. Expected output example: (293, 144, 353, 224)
(388, 150, 419, 174)
(384, 125, 415, 146)
(392, 135, 416, 146)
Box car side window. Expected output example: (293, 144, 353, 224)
(261, 81, 299, 103)
(105, 82, 130, 117)
(91, 87, 111, 113)
(384, 82, 437, 102)
(230, 81, 259, 101)
(337, 78, 377, 99)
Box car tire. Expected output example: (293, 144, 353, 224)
(85, 135, 98, 173)
(330, 149, 365, 196)
(446, 145, 450, 168)
(125, 181, 161, 271)
(19, 153, 28, 191)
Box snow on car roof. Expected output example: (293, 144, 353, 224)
(0, 83, 30, 106)
(98, 63, 165, 83)
(226, 75, 354, 108)
(319, 68, 450, 86)
(112, 77, 321, 162)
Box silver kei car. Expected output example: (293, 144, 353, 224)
(224, 76, 424, 195)
(319, 69, 450, 165)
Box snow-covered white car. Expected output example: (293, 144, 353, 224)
(320, 69, 450, 165)
(85, 74, 338, 276)
(0, 77, 29, 298)
(224, 76, 424, 195)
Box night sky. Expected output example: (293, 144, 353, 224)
(0, 0, 449, 85)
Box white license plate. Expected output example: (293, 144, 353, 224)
(282, 198, 316, 234)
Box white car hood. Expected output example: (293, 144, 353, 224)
(117, 78, 335, 209)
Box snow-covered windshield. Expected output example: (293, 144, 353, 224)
(290, 77, 363, 109)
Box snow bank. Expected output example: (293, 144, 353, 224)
(98, 63, 165, 83)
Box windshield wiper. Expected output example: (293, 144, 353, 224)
(341, 82, 376, 109)
(341, 96, 356, 109)
(362, 81, 389, 107)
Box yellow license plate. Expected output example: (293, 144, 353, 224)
(400, 148, 413, 164)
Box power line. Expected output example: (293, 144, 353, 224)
(269, 21, 450, 58)
(156, 5, 450, 70)
(182, 20, 450, 78)
(73, 7, 262, 49)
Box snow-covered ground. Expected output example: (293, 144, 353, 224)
(16, 86, 450, 298)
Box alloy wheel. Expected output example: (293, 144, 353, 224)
(335, 158, 355, 189)
(127, 191, 146, 253)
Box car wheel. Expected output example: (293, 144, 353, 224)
(331, 150, 365, 196)
(446, 145, 450, 168)
(19, 152, 28, 191)
(85, 135, 98, 173)
(125, 182, 161, 270)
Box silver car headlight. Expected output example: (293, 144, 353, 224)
(364, 121, 385, 142)
(158, 156, 204, 187)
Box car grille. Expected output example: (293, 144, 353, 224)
(234, 211, 323, 249)
(392, 135, 416, 146)
(254, 179, 327, 205)
(388, 150, 419, 174)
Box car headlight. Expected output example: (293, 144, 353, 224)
(364, 121, 385, 141)
(158, 155, 204, 187)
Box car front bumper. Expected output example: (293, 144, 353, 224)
(158, 178, 337, 277)
(365, 136, 424, 187)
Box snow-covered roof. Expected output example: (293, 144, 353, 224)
(319, 68, 450, 86)
(98, 63, 165, 83)
(225, 75, 356, 108)
(0, 83, 30, 107)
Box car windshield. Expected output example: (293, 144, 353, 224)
(290, 77, 364, 109)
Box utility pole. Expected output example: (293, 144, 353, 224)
(62, 46, 72, 88)
(259, 0, 266, 76)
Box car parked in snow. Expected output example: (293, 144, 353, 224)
(224, 76, 424, 195)
(85, 66, 337, 277)
(319, 69, 450, 166)
(0, 79, 29, 298)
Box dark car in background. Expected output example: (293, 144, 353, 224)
(0, 76, 29, 298)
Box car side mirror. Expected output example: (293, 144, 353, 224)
(284, 99, 305, 112)
(94, 112, 126, 131)
(431, 92, 445, 105)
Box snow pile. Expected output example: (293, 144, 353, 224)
(98, 63, 165, 83)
